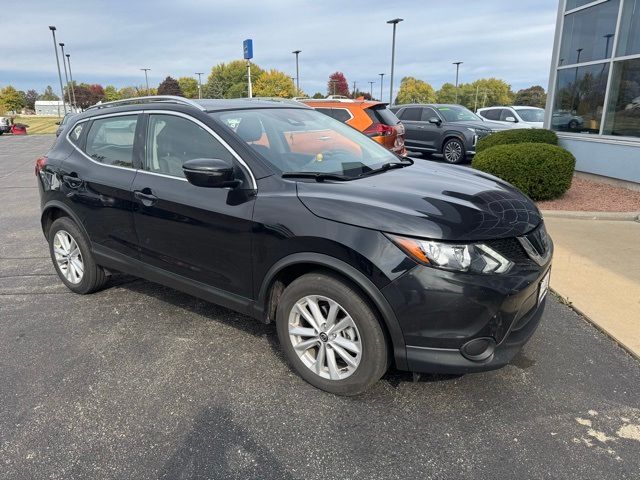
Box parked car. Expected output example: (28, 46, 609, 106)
(0, 116, 12, 135)
(389, 104, 515, 163)
(38, 95, 552, 395)
(301, 98, 406, 155)
(477, 106, 545, 128)
(55, 112, 76, 137)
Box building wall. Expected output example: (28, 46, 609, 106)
(545, 0, 640, 184)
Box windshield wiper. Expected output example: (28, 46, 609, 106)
(282, 172, 352, 182)
(358, 158, 413, 177)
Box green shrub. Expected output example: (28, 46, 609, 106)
(472, 143, 575, 201)
(476, 128, 558, 153)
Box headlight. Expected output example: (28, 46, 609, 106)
(388, 234, 513, 274)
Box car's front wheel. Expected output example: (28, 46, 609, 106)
(276, 272, 389, 395)
(442, 138, 465, 164)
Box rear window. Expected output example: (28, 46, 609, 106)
(365, 105, 400, 125)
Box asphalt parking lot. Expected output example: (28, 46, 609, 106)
(1, 135, 639, 480)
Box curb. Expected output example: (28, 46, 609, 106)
(550, 289, 640, 362)
(541, 210, 640, 221)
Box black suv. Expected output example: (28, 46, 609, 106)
(37, 96, 552, 395)
(390, 104, 513, 164)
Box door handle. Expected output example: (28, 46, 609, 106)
(134, 189, 158, 206)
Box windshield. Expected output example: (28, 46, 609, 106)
(211, 108, 399, 178)
(435, 105, 481, 122)
(514, 108, 545, 122)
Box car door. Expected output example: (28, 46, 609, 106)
(499, 108, 518, 125)
(397, 107, 426, 150)
(418, 107, 443, 151)
(60, 113, 142, 260)
(131, 111, 256, 298)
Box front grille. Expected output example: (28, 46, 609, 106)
(484, 237, 535, 267)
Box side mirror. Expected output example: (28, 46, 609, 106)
(504, 116, 517, 123)
(428, 117, 442, 126)
(182, 158, 238, 188)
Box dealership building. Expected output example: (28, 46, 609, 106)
(545, 0, 640, 185)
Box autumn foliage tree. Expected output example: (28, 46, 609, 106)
(327, 72, 349, 96)
(395, 77, 436, 104)
(514, 85, 547, 108)
(204, 60, 264, 99)
(178, 77, 199, 99)
(73, 83, 105, 109)
(254, 69, 296, 98)
(157, 76, 183, 96)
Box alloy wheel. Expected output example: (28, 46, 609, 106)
(444, 140, 463, 163)
(53, 230, 84, 284)
(288, 295, 362, 380)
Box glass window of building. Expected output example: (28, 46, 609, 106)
(617, 0, 640, 56)
(558, 0, 619, 65)
(566, 0, 601, 10)
(603, 58, 640, 137)
(552, 63, 610, 134)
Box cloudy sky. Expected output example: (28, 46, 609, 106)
(1, 0, 559, 97)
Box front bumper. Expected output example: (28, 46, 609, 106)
(382, 261, 550, 374)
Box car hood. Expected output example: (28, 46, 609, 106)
(296, 161, 541, 242)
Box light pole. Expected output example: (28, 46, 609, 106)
(453, 61, 463, 103)
(48, 26, 67, 115)
(65, 53, 77, 109)
(141, 68, 151, 95)
(369, 81, 375, 99)
(59, 43, 72, 109)
(387, 18, 403, 105)
(195, 72, 204, 99)
(379, 73, 385, 102)
(292, 50, 301, 93)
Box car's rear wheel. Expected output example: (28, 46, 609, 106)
(442, 138, 465, 164)
(48, 217, 108, 294)
(276, 272, 388, 395)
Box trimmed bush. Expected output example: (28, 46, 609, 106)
(476, 128, 558, 153)
(472, 143, 575, 201)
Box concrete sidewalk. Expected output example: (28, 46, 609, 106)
(544, 216, 640, 358)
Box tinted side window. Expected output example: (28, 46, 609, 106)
(84, 116, 138, 167)
(480, 109, 501, 121)
(421, 107, 439, 121)
(315, 108, 333, 118)
(331, 108, 352, 123)
(68, 122, 85, 146)
(399, 107, 422, 121)
(146, 114, 234, 178)
(500, 109, 516, 121)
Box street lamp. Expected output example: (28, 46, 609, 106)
(48, 26, 67, 115)
(195, 72, 204, 99)
(141, 68, 151, 95)
(59, 43, 72, 109)
(453, 61, 463, 103)
(369, 81, 375, 99)
(292, 50, 301, 93)
(65, 53, 77, 109)
(379, 73, 385, 102)
(386, 18, 403, 105)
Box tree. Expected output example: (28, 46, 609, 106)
(436, 83, 457, 104)
(73, 83, 105, 109)
(157, 76, 183, 96)
(24, 89, 38, 110)
(514, 85, 547, 108)
(466, 78, 515, 110)
(0, 86, 25, 113)
(395, 77, 436, 104)
(327, 72, 349, 96)
(39, 86, 59, 101)
(178, 77, 199, 98)
(103, 85, 120, 102)
(118, 86, 137, 99)
(253, 69, 296, 98)
(204, 60, 264, 99)
(312, 92, 325, 99)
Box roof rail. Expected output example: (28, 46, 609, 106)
(86, 95, 205, 111)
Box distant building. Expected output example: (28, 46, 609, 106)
(545, 0, 640, 185)
(34, 101, 79, 116)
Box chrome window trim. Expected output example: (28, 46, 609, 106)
(65, 112, 140, 172)
(143, 110, 257, 189)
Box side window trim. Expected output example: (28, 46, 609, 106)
(65, 112, 140, 172)
(141, 110, 257, 190)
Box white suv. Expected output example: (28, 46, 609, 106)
(477, 106, 544, 129)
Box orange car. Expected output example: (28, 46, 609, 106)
(301, 98, 406, 155)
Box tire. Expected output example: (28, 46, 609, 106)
(48, 217, 108, 294)
(276, 272, 389, 395)
(442, 138, 465, 164)
(568, 120, 578, 130)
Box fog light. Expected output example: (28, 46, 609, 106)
(460, 337, 496, 362)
